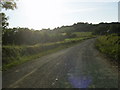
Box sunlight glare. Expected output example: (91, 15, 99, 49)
(20, 0, 64, 29)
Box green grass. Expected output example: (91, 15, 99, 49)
(95, 34, 120, 64)
(3, 36, 93, 71)
(73, 32, 93, 37)
(3, 46, 66, 70)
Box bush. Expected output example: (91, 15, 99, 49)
(95, 34, 120, 63)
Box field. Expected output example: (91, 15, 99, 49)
(73, 32, 92, 37)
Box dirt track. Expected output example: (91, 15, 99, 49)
(3, 39, 118, 88)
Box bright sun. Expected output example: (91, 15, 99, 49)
(3, 0, 118, 29)
(19, 0, 64, 29)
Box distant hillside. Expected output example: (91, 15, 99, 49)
(2, 22, 120, 45)
(52, 22, 120, 34)
(53, 22, 95, 33)
(92, 22, 120, 35)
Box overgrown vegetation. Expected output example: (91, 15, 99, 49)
(2, 21, 120, 70)
(1, 0, 120, 72)
(2, 36, 92, 70)
(95, 34, 120, 65)
(2, 22, 120, 45)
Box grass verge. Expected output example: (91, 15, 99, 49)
(95, 34, 120, 66)
(3, 37, 92, 71)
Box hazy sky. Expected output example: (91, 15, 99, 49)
(2, 0, 119, 30)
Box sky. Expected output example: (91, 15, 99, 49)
(1, 0, 119, 30)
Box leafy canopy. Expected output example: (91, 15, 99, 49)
(1, 0, 17, 10)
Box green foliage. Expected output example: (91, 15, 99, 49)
(0, 0, 17, 29)
(2, 28, 66, 45)
(1, 0, 17, 10)
(2, 36, 92, 70)
(95, 34, 120, 63)
(0, 13, 9, 29)
(53, 22, 94, 33)
(73, 32, 92, 37)
(2, 46, 66, 70)
(2, 22, 119, 45)
(92, 22, 120, 35)
(2, 21, 119, 70)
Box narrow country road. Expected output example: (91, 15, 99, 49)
(3, 39, 118, 88)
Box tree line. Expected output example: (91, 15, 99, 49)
(2, 22, 120, 45)
(1, 0, 120, 45)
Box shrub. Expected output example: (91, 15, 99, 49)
(96, 34, 120, 63)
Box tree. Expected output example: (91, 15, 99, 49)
(1, 13, 9, 29)
(1, 0, 17, 10)
(0, 0, 17, 29)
